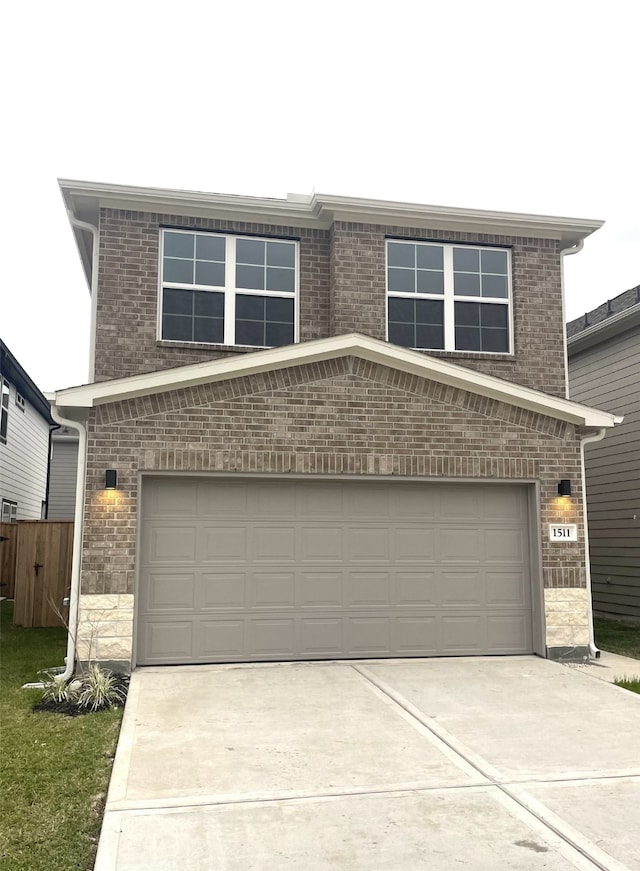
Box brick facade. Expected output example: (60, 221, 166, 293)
(94, 210, 331, 382)
(72, 196, 596, 667)
(79, 358, 586, 661)
(95, 210, 566, 396)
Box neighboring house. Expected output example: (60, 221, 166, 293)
(49, 179, 620, 672)
(47, 427, 79, 520)
(0, 340, 54, 522)
(567, 286, 640, 623)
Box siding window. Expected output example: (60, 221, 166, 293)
(160, 230, 297, 348)
(1, 499, 17, 522)
(15, 392, 25, 411)
(1, 378, 9, 443)
(387, 241, 511, 353)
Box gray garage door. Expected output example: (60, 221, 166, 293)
(137, 477, 533, 665)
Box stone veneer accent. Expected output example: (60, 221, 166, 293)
(77, 594, 134, 665)
(544, 588, 591, 655)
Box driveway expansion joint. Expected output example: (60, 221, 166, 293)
(107, 782, 495, 815)
(350, 663, 631, 871)
(351, 663, 501, 783)
(97, 661, 640, 871)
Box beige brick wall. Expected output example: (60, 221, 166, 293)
(77, 357, 590, 663)
(95, 210, 566, 396)
(81, 204, 587, 665)
(94, 210, 330, 382)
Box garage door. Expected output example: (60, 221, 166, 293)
(137, 477, 533, 665)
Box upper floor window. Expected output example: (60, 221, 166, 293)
(160, 230, 298, 348)
(0, 378, 9, 443)
(387, 241, 511, 354)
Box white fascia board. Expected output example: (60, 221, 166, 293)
(311, 194, 603, 242)
(58, 179, 322, 229)
(50, 334, 621, 428)
(58, 179, 603, 242)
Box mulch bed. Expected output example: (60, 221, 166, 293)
(32, 673, 130, 717)
(33, 699, 94, 717)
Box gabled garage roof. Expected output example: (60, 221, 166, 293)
(49, 334, 621, 429)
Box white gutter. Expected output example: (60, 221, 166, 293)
(560, 239, 584, 398)
(48, 405, 88, 682)
(580, 427, 608, 659)
(67, 212, 99, 381)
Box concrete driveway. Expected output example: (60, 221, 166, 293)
(95, 657, 640, 871)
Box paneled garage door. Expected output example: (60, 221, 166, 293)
(137, 477, 533, 665)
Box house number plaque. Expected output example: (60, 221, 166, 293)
(548, 524, 578, 542)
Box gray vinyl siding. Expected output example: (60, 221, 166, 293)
(569, 326, 640, 622)
(47, 437, 79, 520)
(0, 381, 50, 519)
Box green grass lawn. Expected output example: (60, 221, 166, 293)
(594, 617, 640, 660)
(594, 617, 640, 695)
(0, 601, 123, 871)
(615, 677, 640, 694)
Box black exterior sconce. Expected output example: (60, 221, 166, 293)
(105, 469, 118, 490)
(557, 479, 572, 497)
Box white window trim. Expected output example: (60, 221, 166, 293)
(386, 240, 514, 355)
(157, 229, 300, 348)
(15, 392, 25, 411)
(0, 377, 9, 444)
(1, 499, 17, 523)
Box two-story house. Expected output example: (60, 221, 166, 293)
(567, 287, 640, 623)
(0, 339, 54, 523)
(49, 180, 620, 672)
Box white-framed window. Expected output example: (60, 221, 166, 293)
(0, 378, 9, 443)
(15, 392, 25, 411)
(1, 499, 17, 523)
(386, 240, 512, 354)
(159, 229, 298, 348)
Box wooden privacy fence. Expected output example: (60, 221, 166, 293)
(0, 522, 19, 599)
(0, 521, 73, 628)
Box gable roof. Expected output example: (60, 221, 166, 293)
(49, 334, 621, 429)
(0, 339, 54, 424)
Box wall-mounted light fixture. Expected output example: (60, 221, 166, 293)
(557, 479, 572, 497)
(105, 469, 118, 490)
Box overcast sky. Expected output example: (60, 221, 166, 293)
(2, 0, 638, 392)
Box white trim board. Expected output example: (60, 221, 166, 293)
(59, 179, 604, 242)
(49, 333, 621, 428)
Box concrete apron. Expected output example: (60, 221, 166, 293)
(95, 656, 640, 871)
